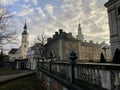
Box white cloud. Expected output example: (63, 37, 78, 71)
(16, 5, 34, 17)
(8, 0, 110, 48)
(44, 4, 54, 16)
(35, 7, 46, 19)
(18, 9, 34, 16)
(29, 0, 109, 43)
(0, 0, 17, 5)
(32, 0, 38, 5)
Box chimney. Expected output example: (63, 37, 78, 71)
(55, 32, 58, 35)
(59, 29, 63, 34)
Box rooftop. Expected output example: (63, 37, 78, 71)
(8, 48, 18, 54)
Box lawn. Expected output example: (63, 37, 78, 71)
(0, 74, 47, 90)
(0, 68, 25, 76)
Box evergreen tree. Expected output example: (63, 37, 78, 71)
(100, 53, 106, 63)
(0, 50, 3, 61)
(112, 48, 120, 64)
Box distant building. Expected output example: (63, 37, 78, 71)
(8, 48, 18, 62)
(44, 23, 111, 62)
(8, 22, 29, 62)
(26, 43, 42, 70)
(105, 0, 120, 57)
(0, 50, 9, 62)
(76, 23, 84, 42)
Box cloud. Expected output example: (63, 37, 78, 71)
(35, 7, 46, 19)
(0, 0, 17, 5)
(4, 0, 110, 49)
(30, 0, 109, 43)
(44, 4, 54, 16)
(17, 4, 34, 16)
(32, 0, 38, 5)
(77, 0, 109, 42)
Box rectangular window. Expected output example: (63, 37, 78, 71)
(118, 7, 120, 15)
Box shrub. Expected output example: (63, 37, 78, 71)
(100, 53, 106, 63)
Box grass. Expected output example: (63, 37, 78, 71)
(0, 68, 25, 76)
(0, 74, 47, 90)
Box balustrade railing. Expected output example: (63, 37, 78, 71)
(38, 61, 120, 90)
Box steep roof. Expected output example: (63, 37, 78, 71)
(30, 43, 42, 50)
(8, 48, 18, 54)
(22, 22, 28, 35)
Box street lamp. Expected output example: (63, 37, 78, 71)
(0, 49, 3, 61)
(69, 51, 78, 83)
(101, 45, 109, 60)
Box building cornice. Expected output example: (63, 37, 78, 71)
(104, 0, 118, 8)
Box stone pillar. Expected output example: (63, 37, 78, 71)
(100, 70, 111, 90)
(114, 72, 119, 90)
(59, 39, 62, 60)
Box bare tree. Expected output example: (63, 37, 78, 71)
(0, 7, 16, 47)
(34, 33, 47, 61)
(0, 7, 17, 61)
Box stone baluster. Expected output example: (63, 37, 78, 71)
(77, 66, 82, 80)
(96, 69, 101, 86)
(76, 66, 79, 79)
(65, 64, 69, 80)
(76, 66, 80, 79)
(57, 64, 60, 72)
(81, 67, 84, 80)
(87, 68, 91, 82)
(114, 72, 120, 90)
(80, 67, 83, 80)
(75, 67, 77, 79)
(91, 69, 96, 84)
(83, 68, 86, 81)
(89, 68, 92, 83)
(86, 68, 90, 82)
(84, 68, 88, 81)
(68, 65, 72, 82)
(81, 68, 84, 80)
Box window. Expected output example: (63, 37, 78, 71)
(118, 7, 120, 15)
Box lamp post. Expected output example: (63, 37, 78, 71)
(0, 48, 3, 62)
(102, 46, 109, 60)
(69, 51, 78, 83)
(49, 52, 54, 72)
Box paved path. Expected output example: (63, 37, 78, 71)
(0, 70, 36, 84)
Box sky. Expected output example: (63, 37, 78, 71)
(0, 0, 109, 50)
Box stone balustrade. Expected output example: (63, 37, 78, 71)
(38, 61, 120, 90)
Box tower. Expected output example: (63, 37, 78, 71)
(105, 0, 120, 57)
(76, 23, 84, 42)
(20, 21, 29, 58)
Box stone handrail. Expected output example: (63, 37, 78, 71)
(38, 61, 120, 90)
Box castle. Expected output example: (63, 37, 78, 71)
(8, 21, 111, 62)
(44, 23, 111, 62)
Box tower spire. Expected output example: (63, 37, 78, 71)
(22, 20, 28, 35)
(24, 20, 27, 29)
(78, 23, 82, 34)
(76, 20, 84, 42)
